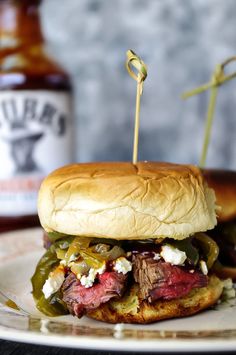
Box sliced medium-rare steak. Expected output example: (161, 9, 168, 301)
(62, 271, 127, 318)
(133, 254, 208, 301)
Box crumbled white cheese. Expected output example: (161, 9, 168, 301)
(223, 278, 234, 290)
(59, 254, 78, 267)
(224, 288, 236, 299)
(113, 323, 124, 339)
(40, 319, 49, 334)
(222, 278, 236, 299)
(80, 262, 106, 288)
(199, 260, 208, 275)
(160, 245, 187, 266)
(113, 257, 132, 274)
(153, 253, 161, 261)
(215, 278, 236, 310)
(42, 267, 65, 299)
(114, 323, 124, 332)
(60, 260, 67, 266)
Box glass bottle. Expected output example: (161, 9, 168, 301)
(0, 0, 74, 232)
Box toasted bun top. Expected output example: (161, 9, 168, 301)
(38, 161, 217, 240)
(202, 169, 236, 222)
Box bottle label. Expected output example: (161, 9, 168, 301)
(0, 90, 74, 216)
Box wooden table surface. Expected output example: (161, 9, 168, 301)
(0, 340, 236, 355)
(0, 340, 139, 355)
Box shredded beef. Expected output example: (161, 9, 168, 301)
(133, 254, 208, 301)
(62, 271, 127, 317)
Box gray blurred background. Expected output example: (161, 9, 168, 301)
(41, 0, 236, 169)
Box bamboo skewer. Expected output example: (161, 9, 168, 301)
(182, 57, 236, 168)
(126, 50, 147, 164)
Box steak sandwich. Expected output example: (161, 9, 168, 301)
(203, 169, 236, 281)
(31, 161, 223, 323)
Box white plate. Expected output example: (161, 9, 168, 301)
(0, 228, 235, 352)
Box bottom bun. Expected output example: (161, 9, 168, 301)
(87, 275, 223, 324)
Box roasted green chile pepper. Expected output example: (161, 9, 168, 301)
(194, 233, 219, 269)
(47, 231, 69, 243)
(171, 237, 199, 266)
(31, 237, 74, 316)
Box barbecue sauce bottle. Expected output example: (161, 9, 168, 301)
(0, 0, 74, 232)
